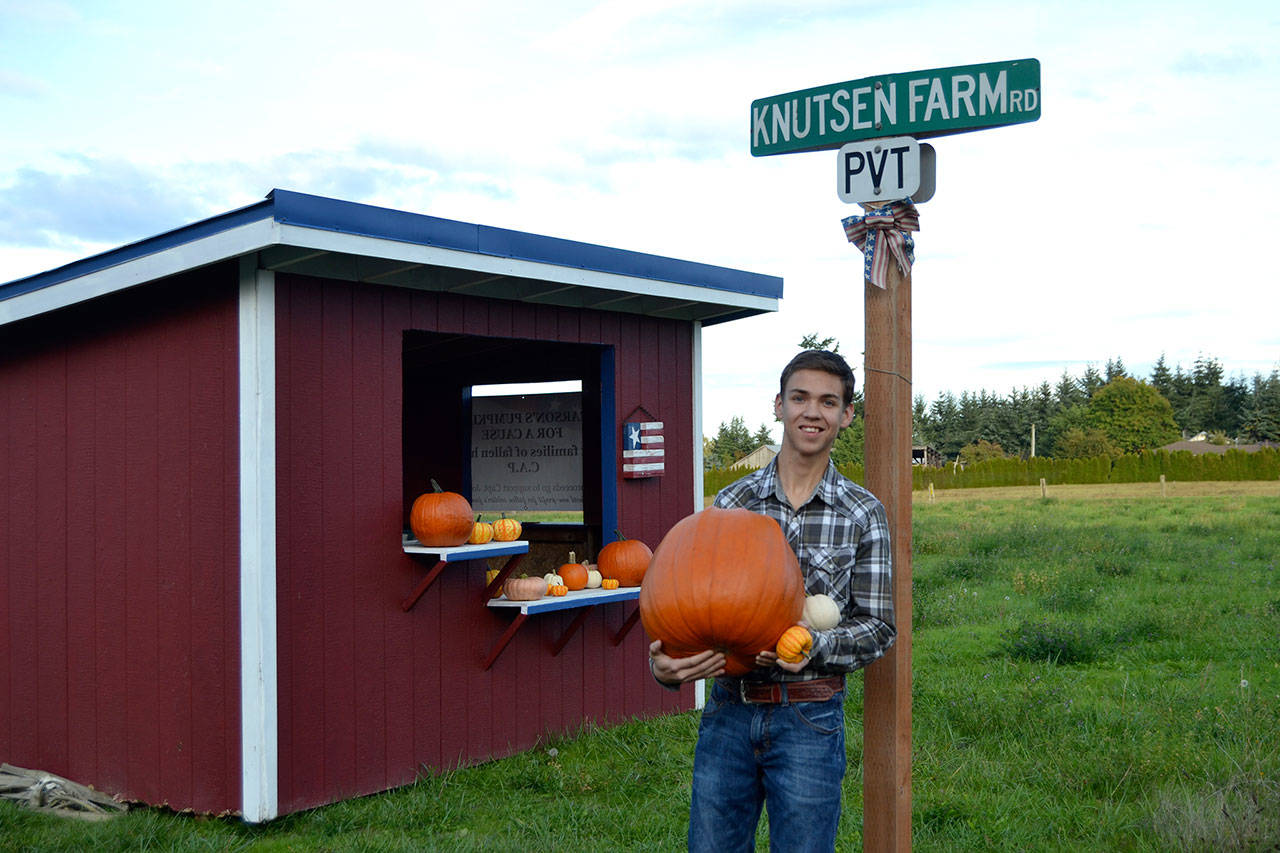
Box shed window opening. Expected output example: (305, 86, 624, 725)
(469, 381, 584, 525)
(402, 331, 615, 571)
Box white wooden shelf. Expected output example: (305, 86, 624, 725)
(487, 586, 639, 614)
(399, 535, 529, 612)
(482, 585, 643, 669)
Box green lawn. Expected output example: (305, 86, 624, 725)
(4, 494, 1278, 851)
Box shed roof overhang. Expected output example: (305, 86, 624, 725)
(0, 189, 782, 328)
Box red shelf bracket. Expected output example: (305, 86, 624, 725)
(400, 559, 448, 612)
(551, 609, 591, 657)
(482, 613, 529, 671)
(480, 554, 525, 604)
(610, 605, 641, 646)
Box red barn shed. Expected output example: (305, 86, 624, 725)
(0, 189, 781, 820)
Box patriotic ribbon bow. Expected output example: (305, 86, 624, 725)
(841, 200, 920, 289)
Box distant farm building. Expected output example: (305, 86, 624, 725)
(732, 443, 780, 470)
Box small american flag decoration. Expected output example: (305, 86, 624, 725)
(622, 421, 665, 478)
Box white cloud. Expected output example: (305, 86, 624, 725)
(2, 0, 1277, 433)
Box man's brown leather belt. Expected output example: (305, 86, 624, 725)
(733, 676, 845, 704)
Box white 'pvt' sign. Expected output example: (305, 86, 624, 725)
(836, 136, 935, 204)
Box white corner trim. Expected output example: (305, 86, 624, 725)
(238, 258, 279, 822)
(691, 320, 706, 711)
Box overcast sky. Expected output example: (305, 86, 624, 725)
(3, 0, 1277, 440)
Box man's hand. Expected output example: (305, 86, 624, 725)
(753, 648, 811, 674)
(650, 640, 726, 685)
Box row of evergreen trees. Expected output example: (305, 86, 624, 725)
(915, 355, 1280, 461)
(703, 352, 1279, 469)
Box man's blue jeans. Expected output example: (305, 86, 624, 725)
(688, 680, 846, 852)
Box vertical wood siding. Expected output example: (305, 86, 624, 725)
(274, 274, 695, 813)
(0, 267, 241, 813)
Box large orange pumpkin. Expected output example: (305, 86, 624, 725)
(598, 531, 652, 587)
(639, 508, 805, 676)
(409, 480, 474, 547)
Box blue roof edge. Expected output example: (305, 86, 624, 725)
(267, 189, 784, 299)
(2, 189, 784, 305)
(0, 195, 276, 303)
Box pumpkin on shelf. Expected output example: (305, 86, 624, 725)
(584, 564, 603, 589)
(542, 572, 564, 591)
(639, 507, 804, 676)
(598, 530, 652, 587)
(503, 575, 545, 601)
(492, 514, 522, 542)
(601, 578, 620, 590)
(467, 515, 494, 545)
(410, 479, 474, 547)
(558, 551, 589, 591)
(549, 584, 569, 597)
(775, 625, 813, 663)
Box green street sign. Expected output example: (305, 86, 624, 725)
(751, 58, 1040, 157)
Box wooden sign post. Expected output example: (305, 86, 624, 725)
(862, 256, 913, 851)
(751, 58, 1041, 851)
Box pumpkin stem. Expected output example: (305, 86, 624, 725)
(569, 550, 576, 563)
(475, 514, 482, 522)
(430, 478, 444, 493)
(615, 528, 627, 541)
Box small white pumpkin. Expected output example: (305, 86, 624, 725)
(543, 572, 564, 591)
(802, 594, 841, 631)
(585, 567, 603, 589)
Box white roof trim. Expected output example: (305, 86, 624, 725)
(273, 223, 779, 314)
(0, 219, 281, 327)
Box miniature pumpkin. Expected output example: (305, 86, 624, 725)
(598, 530, 653, 587)
(549, 584, 569, 597)
(775, 625, 813, 663)
(585, 566, 603, 589)
(503, 575, 545, 601)
(802, 594, 841, 631)
(542, 572, 564, 591)
(468, 515, 495, 545)
(559, 551, 588, 591)
(410, 480, 474, 547)
(485, 568, 503, 598)
(601, 578, 620, 590)
(639, 508, 805, 676)
(492, 514, 522, 542)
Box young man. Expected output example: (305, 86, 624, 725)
(650, 349, 896, 852)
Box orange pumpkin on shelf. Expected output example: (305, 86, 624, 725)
(598, 530, 652, 587)
(549, 584, 569, 597)
(601, 578, 620, 590)
(558, 551, 589, 591)
(410, 480, 474, 547)
(492, 514, 522, 542)
(775, 625, 813, 663)
(467, 515, 494, 545)
(639, 508, 804, 677)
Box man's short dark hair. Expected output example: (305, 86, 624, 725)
(779, 350, 856, 407)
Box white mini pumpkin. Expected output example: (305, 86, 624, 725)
(802, 594, 841, 631)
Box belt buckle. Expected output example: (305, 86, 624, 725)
(739, 681, 780, 704)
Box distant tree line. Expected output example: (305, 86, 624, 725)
(704, 352, 1280, 470)
(914, 355, 1280, 462)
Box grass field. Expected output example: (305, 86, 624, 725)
(3, 486, 1278, 850)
